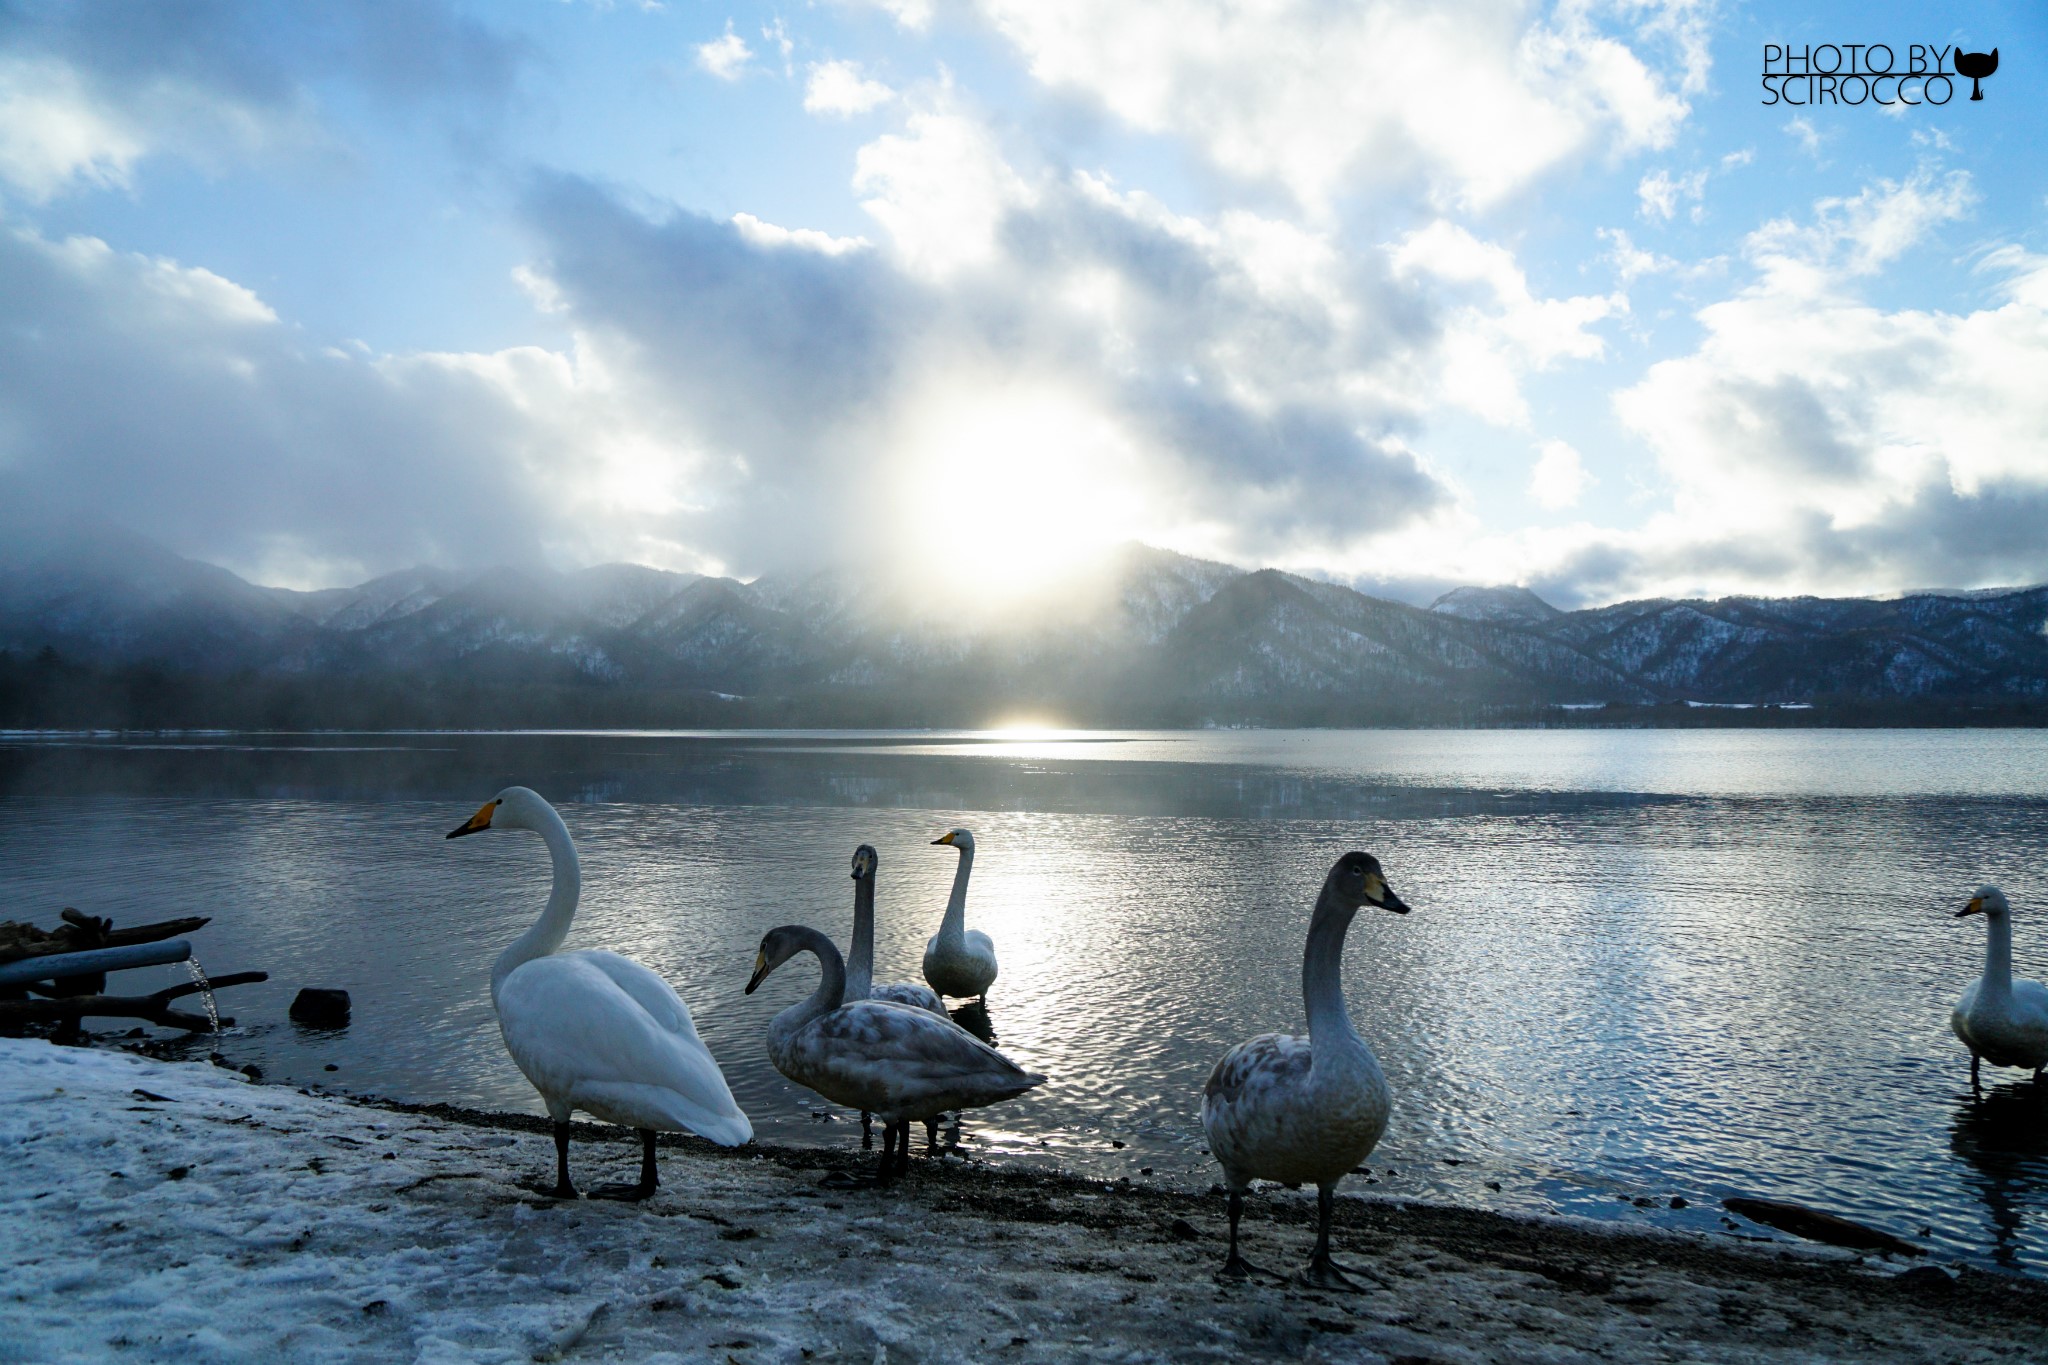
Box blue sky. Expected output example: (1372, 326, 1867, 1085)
(1, 0, 2043, 605)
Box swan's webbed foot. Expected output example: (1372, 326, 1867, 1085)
(1217, 1253, 1283, 1284)
(586, 1180, 655, 1202)
(528, 1179, 579, 1200)
(585, 1129, 658, 1200)
(1298, 1253, 1379, 1292)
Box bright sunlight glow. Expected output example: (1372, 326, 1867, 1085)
(888, 378, 1154, 601)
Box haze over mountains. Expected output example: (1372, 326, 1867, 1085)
(3, 520, 2046, 728)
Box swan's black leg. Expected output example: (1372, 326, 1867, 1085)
(862, 1110, 874, 1149)
(924, 1116, 939, 1152)
(875, 1118, 898, 1185)
(1972, 1054, 1982, 1093)
(1301, 1185, 1376, 1291)
(893, 1121, 913, 1177)
(589, 1128, 658, 1201)
(545, 1120, 578, 1199)
(1218, 1187, 1272, 1281)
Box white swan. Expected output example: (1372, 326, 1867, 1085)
(923, 828, 998, 1002)
(1952, 885, 2048, 1089)
(1201, 851, 1412, 1288)
(447, 787, 751, 1199)
(746, 923, 1043, 1182)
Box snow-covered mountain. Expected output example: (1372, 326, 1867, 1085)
(4, 521, 2046, 723)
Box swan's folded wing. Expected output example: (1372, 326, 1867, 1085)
(871, 981, 946, 1015)
(2015, 979, 2048, 1031)
(796, 1001, 1043, 1110)
(498, 957, 749, 1142)
(564, 949, 707, 1046)
(1203, 1033, 1309, 1109)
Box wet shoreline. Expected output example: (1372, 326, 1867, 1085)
(8, 1039, 2046, 1363)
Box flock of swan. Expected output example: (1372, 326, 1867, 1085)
(446, 785, 2048, 1283)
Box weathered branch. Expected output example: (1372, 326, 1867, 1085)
(0, 970, 267, 1032)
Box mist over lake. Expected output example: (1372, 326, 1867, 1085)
(4, 727, 2044, 1273)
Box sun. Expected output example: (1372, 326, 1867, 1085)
(888, 379, 1153, 601)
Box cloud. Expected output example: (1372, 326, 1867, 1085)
(1580, 169, 2048, 598)
(1597, 226, 1679, 283)
(857, 0, 1707, 213)
(804, 59, 895, 117)
(0, 221, 643, 584)
(1388, 220, 1622, 427)
(0, 55, 146, 200)
(853, 106, 1034, 278)
(516, 149, 1459, 576)
(695, 22, 753, 81)
(1637, 167, 1706, 222)
(0, 1, 525, 200)
(1529, 440, 1592, 509)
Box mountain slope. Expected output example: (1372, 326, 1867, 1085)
(3, 523, 2046, 722)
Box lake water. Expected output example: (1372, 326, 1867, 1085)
(2, 728, 2045, 1273)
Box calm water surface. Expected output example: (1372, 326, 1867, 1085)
(2, 728, 2045, 1272)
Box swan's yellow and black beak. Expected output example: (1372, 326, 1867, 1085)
(744, 950, 769, 995)
(932, 832, 956, 846)
(1956, 895, 1986, 918)
(1366, 872, 1412, 915)
(445, 800, 499, 840)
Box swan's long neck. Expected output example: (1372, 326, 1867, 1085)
(1302, 886, 1366, 1064)
(490, 807, 580, 1002)
(845, 876, 876, 1001)
(1980, 914, 2015, 1002)
(936, 844, 975, 944)
(770, 927, 848, 1042)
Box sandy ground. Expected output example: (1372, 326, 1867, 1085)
(3, 1038, 2045, 1365)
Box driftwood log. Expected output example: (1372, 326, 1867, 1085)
(0, 911, 213, 996)
(1722, 1196, 1924, 1257)
(0, 910, 261, 1034)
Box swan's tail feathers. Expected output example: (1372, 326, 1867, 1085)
(690, 1109, 754, 1148)
(573, 1081, 754, 1147)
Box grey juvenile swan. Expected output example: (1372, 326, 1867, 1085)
(923, 828, 998, 1002)
(747, 923, 1044, 1181)
(844, 843, 947, 1145)
(847, 844, 946, 1015)
(1201, 851, 1412, 1288)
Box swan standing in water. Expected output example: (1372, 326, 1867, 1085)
(1201, 852, 1412, 1288)
(846, 844, 945, 1015)
(923, 828, 998, 1002)
(1952, 886, 2048, 1089)
(844, 844, 949, 1147)
(747, 924, 1043, 1182)
(447, 788, 752, 1198)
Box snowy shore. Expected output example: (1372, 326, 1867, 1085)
(3, 1038, 2043, 1364)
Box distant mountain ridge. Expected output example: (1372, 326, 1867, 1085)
(2, 521, 2046, 725)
